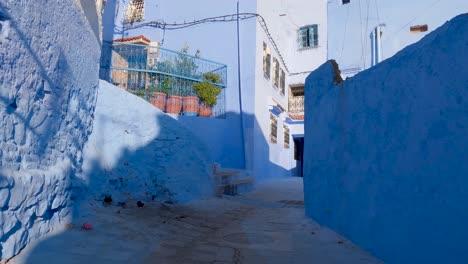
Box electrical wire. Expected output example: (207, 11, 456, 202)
(339, 4, 351, 62)
(384, 0, 441, 42)
(358, 0, 364, 68)
(280, 0, 300, 28)
(374, 0, 381, 24)
(362, 0, 371, 69)
(122, 13, 294, 74)
(160, 25, 166, 46)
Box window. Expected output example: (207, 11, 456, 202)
(341, 0, 350, 4)
(299, 24, 318, 49)
(263, 42, 271, 79)
(270, 114, 277, 144)
(124, 0, 144, 23)
(272, 58, 279, 88)
(284, 125, 290, 148)
(289, 85, 305, 114)
(280, 69, 285, 95)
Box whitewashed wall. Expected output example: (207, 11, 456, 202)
(253, 0, 327, 179)
(328, 0, 468, 76)
(102, 0, 327, 179)
(0, 0, 101, 260)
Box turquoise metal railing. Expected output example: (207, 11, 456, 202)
(100, 42, 227, 118)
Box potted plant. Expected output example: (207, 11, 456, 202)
(165, 79, 183, 114)
(155, 60, 181, 114)
(174, 44, 200, 116)
(148, 61, 173, 111)
(149, 79, 169, 111)
(182, 82, 199, 116)
(193, 72, 222, 117)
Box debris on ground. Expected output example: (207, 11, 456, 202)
(82, 222, 93, 230)
(103, 196, 112, 205)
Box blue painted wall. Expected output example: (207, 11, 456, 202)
(101, 0, 258, 169)
(172, 113, 245, 169)
(101, 0, 327, 176)
(304, 15, 468, 264)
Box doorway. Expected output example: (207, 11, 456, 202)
(293, 137, 304, 177)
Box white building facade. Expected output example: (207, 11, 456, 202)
(328, 0, 468, 78)
(101, 0, 327, 180)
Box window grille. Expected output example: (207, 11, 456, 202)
(299, 24, 318, 49)
(270, 114, 277, 144)
(272, 58, 279, 88)
(263, 42, 271, 79)
(280, 69, 285, 95)
(289, 85, 305, 113)
(124, 0, 144, 23)
(284, 125, 290, 148)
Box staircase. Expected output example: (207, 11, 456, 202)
(212, 163, 255, 196)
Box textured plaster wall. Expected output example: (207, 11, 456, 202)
(78, 81, 213, 204)
(0, 0, 101, 260)
(304, 15, 468, 264)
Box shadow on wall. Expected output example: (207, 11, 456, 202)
(0, 1, 101, 259)
(0, 2, 99, 168)
(15, 84, 212, 262)
(78, 0, 101, 44)
(304, 15, 468, 264)
(16, 83, 294, 263)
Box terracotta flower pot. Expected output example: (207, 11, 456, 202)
(166, 95, 182, 114)
(182, 96, 199, 116)
(150, 92, 167, 111)
(198, 103, 212, 117)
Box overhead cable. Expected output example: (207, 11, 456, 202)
(124, 13, 295, 74)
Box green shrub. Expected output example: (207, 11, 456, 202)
(193, 81, 221, 107)
(203, 72, 221, 84)
(136, 90, 145, 97)
(160, 77, 172, 94)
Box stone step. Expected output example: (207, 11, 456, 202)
(212, 163, 254, 196)
(216, 176, 255, 196)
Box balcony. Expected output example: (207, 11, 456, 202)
(100, 41, 227, 118)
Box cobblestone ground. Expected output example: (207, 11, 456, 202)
(140, 180, 382, 264)
(11, 178, 382, 264)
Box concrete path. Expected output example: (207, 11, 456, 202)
(10, 178, 382, 264)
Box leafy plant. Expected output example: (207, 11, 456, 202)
(152, 61, 174, 95)
(159, 77, 172, 94)
(135, 90, 145, 97)
(193, 72, 222, 107)
(203, 72, 221, 84)
(174, 44, 200, 79)
(156, 60, 174, 74)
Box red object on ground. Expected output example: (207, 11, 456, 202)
(82, 222, 93, 230)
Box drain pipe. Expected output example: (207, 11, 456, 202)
(237, 1, 247, 169)
(370, 23, 385, 67)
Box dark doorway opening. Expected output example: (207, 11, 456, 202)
(293, 137, 304, 177)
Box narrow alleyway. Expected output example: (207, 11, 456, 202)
(11, 178, 381, 264)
